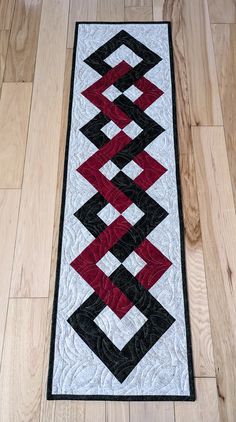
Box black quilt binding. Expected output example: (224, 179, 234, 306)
(47, 21, 196, 402)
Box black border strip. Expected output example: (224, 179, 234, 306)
(47, 21, 195, 402)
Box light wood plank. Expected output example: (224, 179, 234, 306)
(0, 190, 20, 360)
(0, 298, 47, 422)
(212, 24, 236, 208)
(172, 0, 214, 376)
(180, 136, 214, 376)
(4, 0, 43, 82)
(0, 0, 15, 30)
(39, 49, 84, 420)
(125, 5, 152, 20)
(67, 0, 97, 48)
(97, 0, 124, 20)
(175, 378, 220, 422)
(0, 83, 32, 188)
(10, 0, 69, 297)
(106, 402, 129, 422)
(153, 0, 215, 376)
(182, 0, 223, 125)
(153, 1, 192, 132)
(186, 243, 215, 376)
(153, 1, 185, 22)
(192, 126, 236, 422)
(152, 0, 165, 20)
(125, 0, 152, 6)
(85, 402, 105, 422)
(0, 30, 9, 89)
(208, 0, 236, 23)
(177, 77, 214, 379)
(53, 401, 85, 421)
(130, 402, 174, 422)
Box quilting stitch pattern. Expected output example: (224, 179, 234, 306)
(49, 23, 193, 399)
(69, 29, 175, 382)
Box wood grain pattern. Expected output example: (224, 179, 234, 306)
(181, 141, 214, 377)
(152, 0, 165, 20)
(10, 0, 69, 298)
(0, 0, 15, 30)
(39, 49, 83, 421)
(192, 126, 236, 422)
(208, 0, 236, 23)
(175, 378, 220, 422)
(186, 243, 215, 376)
(53, 401, 85, 422)
(0, 190, 20, 360)
(67, 0, 97, 48)
(124, 5, 152, 20)
(97, 0, 124, 20)
(154, 1, 191, 129)
(125, 0, 152, 6)
(0, 30, 9, 89)
(85, 402, 105, 422)
(106, 402, 129, 422)
(153, 0, 215, 377)
(153, 1, 195, 171)
(4, 0, 43, 82)
(130, 402, 174, 422)
(0, 83, 32, 188)
(0, 298, 47, 422)
(154, 4, 215, 378)
(182, 0, 223, 125)
(212, 24, 236, 207)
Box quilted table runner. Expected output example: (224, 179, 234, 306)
(48, 22, 195, 401)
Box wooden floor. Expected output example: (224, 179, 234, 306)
(0, 0, 236, 420)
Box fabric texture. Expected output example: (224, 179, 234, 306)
(47, 22, 195, 401)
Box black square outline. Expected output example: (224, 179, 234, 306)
(84, 29, 162, 92)
(68, 265, 175, 383)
